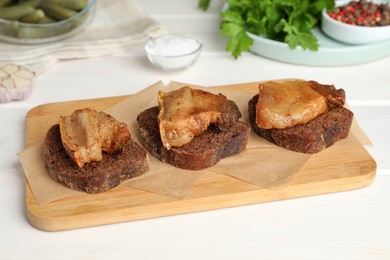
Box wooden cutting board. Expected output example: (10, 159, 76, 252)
(25, 83, 376, 231)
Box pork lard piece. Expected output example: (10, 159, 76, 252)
(255, 80, 329, 129)
(158, 86, 241, 149)
(59, 108, 131, 168)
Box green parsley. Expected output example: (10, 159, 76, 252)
(200, 0, 334, 58)
(198, 0, 211, 11)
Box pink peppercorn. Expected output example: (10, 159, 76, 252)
(327, 0, 389, 27)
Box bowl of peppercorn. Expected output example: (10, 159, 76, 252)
(321, 0, 390, 45)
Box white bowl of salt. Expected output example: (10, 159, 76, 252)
(145, 34, 202, 71)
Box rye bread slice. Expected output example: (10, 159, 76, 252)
(248, 94, 354, 154)
(43, 124, 149, 193)
(137, 106, 250, 170)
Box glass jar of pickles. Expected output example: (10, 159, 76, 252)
(0, 0, 96, 44)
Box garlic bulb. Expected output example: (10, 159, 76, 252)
(0, 64, 36, 103)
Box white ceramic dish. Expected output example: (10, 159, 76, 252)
(247, 27, 390, 66)
(221, 2, 390, 66)
(145, 33, 202, 71)
(321, 0, 390, 45)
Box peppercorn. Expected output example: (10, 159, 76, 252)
(327, 0, 390, 27)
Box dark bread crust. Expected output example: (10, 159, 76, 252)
(43, 124, 149, 193)
(248, 94, 354, 154)
(308, 80, 346, 108)
(216, 100, 242, 131)
(137, 106, 250, 170)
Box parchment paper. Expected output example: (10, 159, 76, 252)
(18, 80, 372, 205)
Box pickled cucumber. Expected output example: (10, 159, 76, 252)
(0, 20, 19, 37)
(19, 9, 45, 23)
(42, 0, 87, 11)
(0, 0, 92, 41)
(0, 5, 34, 20)
(18, 0, 40, 8)
(40, 2, 77, 20)
(0, 0, 15, 8)
(38, 16, 56, 24)
(17, 23, 71, 39)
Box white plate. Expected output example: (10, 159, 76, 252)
(247, 27, 390, 66)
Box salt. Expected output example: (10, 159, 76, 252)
(145, 33, 202, 71)
(146, 34, 201, 56)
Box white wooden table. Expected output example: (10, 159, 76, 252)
(1, 1, 389, 259)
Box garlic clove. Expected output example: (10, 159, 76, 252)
(15, 70, 35, 80)
(0, 70, 7, 78)
(2, 78, 15, 88)
(15, 77, 31, 89)
(2, 64, 19, 74)
(0, 64, 35, 103)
